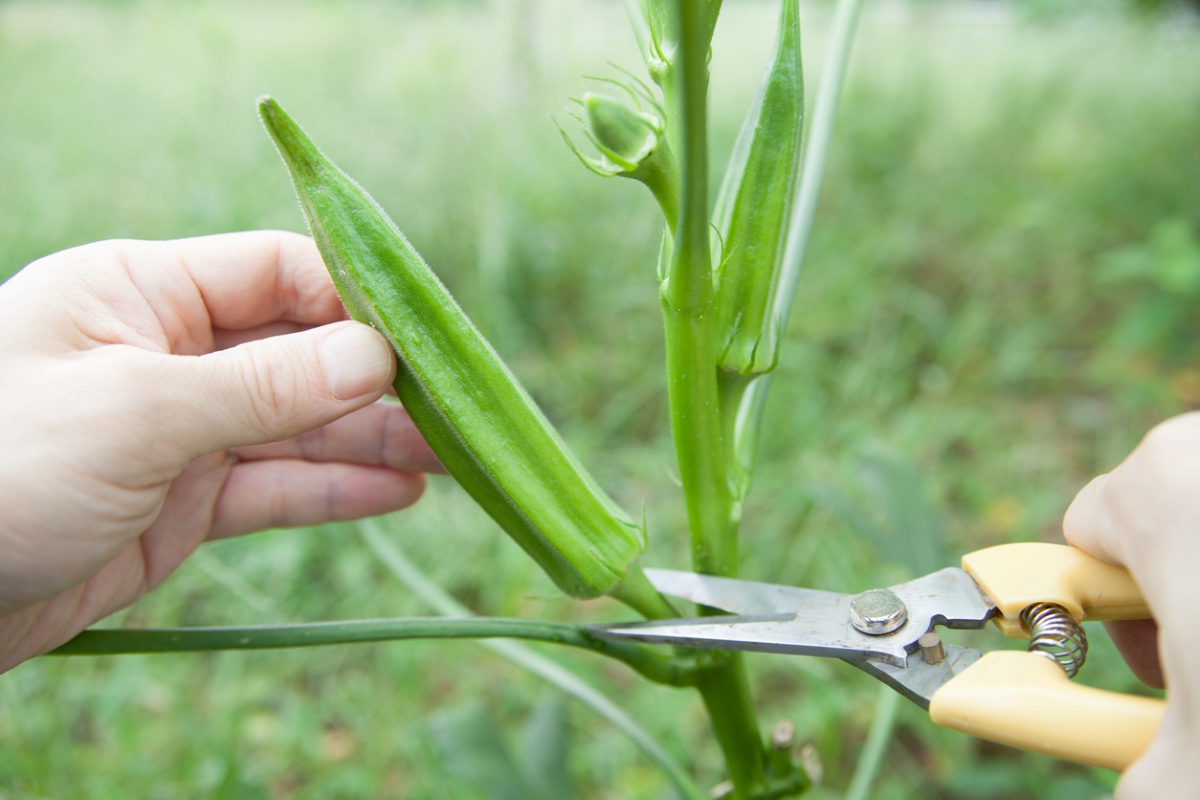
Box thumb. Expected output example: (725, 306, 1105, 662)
(1062, 473, 1126, 567)
(164, 320, 396, 457)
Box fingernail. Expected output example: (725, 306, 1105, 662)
(321, 323, 393, 400)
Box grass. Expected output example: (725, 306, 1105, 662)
(1, 1, 1199, 798)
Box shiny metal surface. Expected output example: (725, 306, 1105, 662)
(593, 567, 997, 668)
(1022, 602, 1089, 678)
(917, 631, 947, 665)
(849, 589, 908, 635)
(853, 644, 982, 709)
(641, 568, 834, 615)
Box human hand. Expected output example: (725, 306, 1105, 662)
(0, 231, 443, 672)
(1064, 413, 1200, 799)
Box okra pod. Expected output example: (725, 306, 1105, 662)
(259, 97, 656, 604)
(712, 0, 803, 376)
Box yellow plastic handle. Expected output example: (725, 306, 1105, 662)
(962, 543, 1150, 638)
(929, 651, 1164, 771)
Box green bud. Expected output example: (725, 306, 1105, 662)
(586, 92, 661, 172)
(560, 89, 680, 232)
(712, 0, 803, 376)
(259, 97, 660, 607)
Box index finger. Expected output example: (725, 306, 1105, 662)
(139, 230, 346, 332)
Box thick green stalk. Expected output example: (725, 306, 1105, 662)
(49, 617, 698, 687)
(664, 0, 731, 579)
(661, 1, 767, 796)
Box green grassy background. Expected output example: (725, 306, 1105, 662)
(2, 1, 1199, 798)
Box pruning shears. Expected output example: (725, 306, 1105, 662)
(591, 543, 1164, 771)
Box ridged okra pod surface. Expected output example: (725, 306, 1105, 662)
(258, 97, 647, 600)
(711, 0, 804, 376)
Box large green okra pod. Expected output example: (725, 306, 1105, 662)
(259, 97, 660, 608)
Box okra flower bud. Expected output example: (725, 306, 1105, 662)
(561, 91, 679, 231)
(259, 97, 670, 615)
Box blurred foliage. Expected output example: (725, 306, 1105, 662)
(428, 697, 577, 800)
(0, 0, 1197, 798)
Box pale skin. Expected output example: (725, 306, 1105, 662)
(1064, 413, 1200, 800)
(0, 233, 1192, 792)
(0, 231, 443, 673)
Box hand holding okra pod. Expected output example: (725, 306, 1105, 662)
(0, 231, 443, 672)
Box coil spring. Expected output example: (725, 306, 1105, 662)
(1020, 603, 1088, 678)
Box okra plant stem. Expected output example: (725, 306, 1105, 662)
(662, 1, 767, 796)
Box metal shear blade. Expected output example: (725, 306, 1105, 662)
(591, 567, 996, 669)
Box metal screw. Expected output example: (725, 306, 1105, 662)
(918, 631, 946, 664)
(849, 588, 908, 635)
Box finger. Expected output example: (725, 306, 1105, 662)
(166, 230, 344, 329)
(208, 460, 426, 539)
(157, 320, 396, 458)
(1103, 619, 1164, 689)
(230, 401, 446, 474)
(213, 320, 322, 350)
(1062, 473, 1127, 566)
(114, 232, 344, 347)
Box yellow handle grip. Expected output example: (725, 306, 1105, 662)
(962, 543, 1149, 638)
(929, 651, 1164, 771)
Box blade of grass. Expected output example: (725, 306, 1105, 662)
(844, 683, 899, 800)
(359, 521, 708, 800)
(775, 0, 865, 330)
(188, 548, 279, 618)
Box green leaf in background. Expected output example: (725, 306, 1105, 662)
(1097, 218, 1200, 357)
(429, 702, 532, 800)
(516, 696, 577, 800)
(805, 445, 946, 579)
(212, 761, 270, 800)
(712, 0, 804, 376)
(258, 97, 671, 614)
(428, 699, 578, 800)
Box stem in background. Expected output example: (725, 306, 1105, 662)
(844, 683, 899, 800)
(49, 617, 699, 688)
(661, 2, 767, 797)
(359, 522, 709, 800)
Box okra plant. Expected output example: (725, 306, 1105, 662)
(57, 0, 868, 796)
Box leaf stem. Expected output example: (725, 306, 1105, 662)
(49, 617, 699, 687)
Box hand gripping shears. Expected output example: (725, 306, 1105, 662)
(591, 543, 1164, 771)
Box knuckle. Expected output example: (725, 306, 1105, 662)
(237, 345, 306, 435)
(1130, 413, 1200, 487)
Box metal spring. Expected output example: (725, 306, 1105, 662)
(1021, 603, 1088, 678)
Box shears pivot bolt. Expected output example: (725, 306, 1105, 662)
(848, 589, 907, 635)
